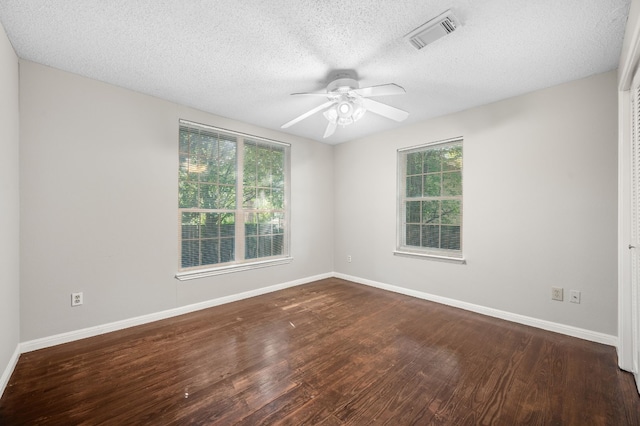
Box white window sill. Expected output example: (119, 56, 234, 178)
(175, 257, 293, 281)
(393, 250, 466, 264)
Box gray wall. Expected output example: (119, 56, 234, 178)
(19, 61, 334, 341)
(0, 22, 20, 387)
(334, 71, 618, 335)
(11, 58, 620, 344)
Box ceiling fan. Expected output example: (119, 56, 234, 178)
(281, 71, 409, 138)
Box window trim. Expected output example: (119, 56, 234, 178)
(175, 256, 293, 280)
(396, 136, 465, 263)
(176, 120, 292, 279)
(392, 249, 466, 264)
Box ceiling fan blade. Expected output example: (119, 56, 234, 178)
(324, 121, 337, 138)
(291, 89, 328, 96)
(281, 100, 335, 129)
(353, 83, 406, 97)
(362, 98, 409, 122)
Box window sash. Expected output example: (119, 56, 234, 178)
(397, 138, 463, 258)
(178, 120, 290, 273)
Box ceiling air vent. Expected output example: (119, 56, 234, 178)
(405, 10, 459, 50)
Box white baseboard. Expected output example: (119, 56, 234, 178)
(335, 272, 618, 347)
(20, 272, 333, 354)
(2, 270, 619, 398)
(0, 345, 21, 399)
(6, 270, 618, 399)
(14, 270, 617, 365)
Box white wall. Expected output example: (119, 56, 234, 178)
(334, 71, 618, 336)
(19, 61, 334, 341)
(0, 22, 20, 390)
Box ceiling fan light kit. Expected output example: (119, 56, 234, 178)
(323, 96, 366, 125)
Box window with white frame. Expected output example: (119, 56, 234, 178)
(397, 138, 463, 260)
(177, 120, 290, 278)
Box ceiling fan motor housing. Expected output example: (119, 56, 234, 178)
(327, 77, 359, 94)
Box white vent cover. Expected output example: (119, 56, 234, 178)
(405, 10, 459, 50)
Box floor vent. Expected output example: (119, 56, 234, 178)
(405, 10, 459, 50)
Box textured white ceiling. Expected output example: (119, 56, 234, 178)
(0, 0, 631, 144)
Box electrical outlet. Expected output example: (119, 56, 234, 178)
(570, 290, 581, 304)
(71, 292, 83, 307)
(347, 255, 352, 263)
(551, 287, 563, 301)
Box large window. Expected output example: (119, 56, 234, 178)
(177, 120, 290, 278)
(397, 138, 463, 260)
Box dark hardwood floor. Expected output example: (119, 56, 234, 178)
(1, 278, 639, 425)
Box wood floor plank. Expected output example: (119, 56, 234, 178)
(1, 278, 639, 425)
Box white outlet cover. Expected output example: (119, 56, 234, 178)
(551, 287, 563, 301)
(570, 290, 581, 304)
(71, 292, 83, 306)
